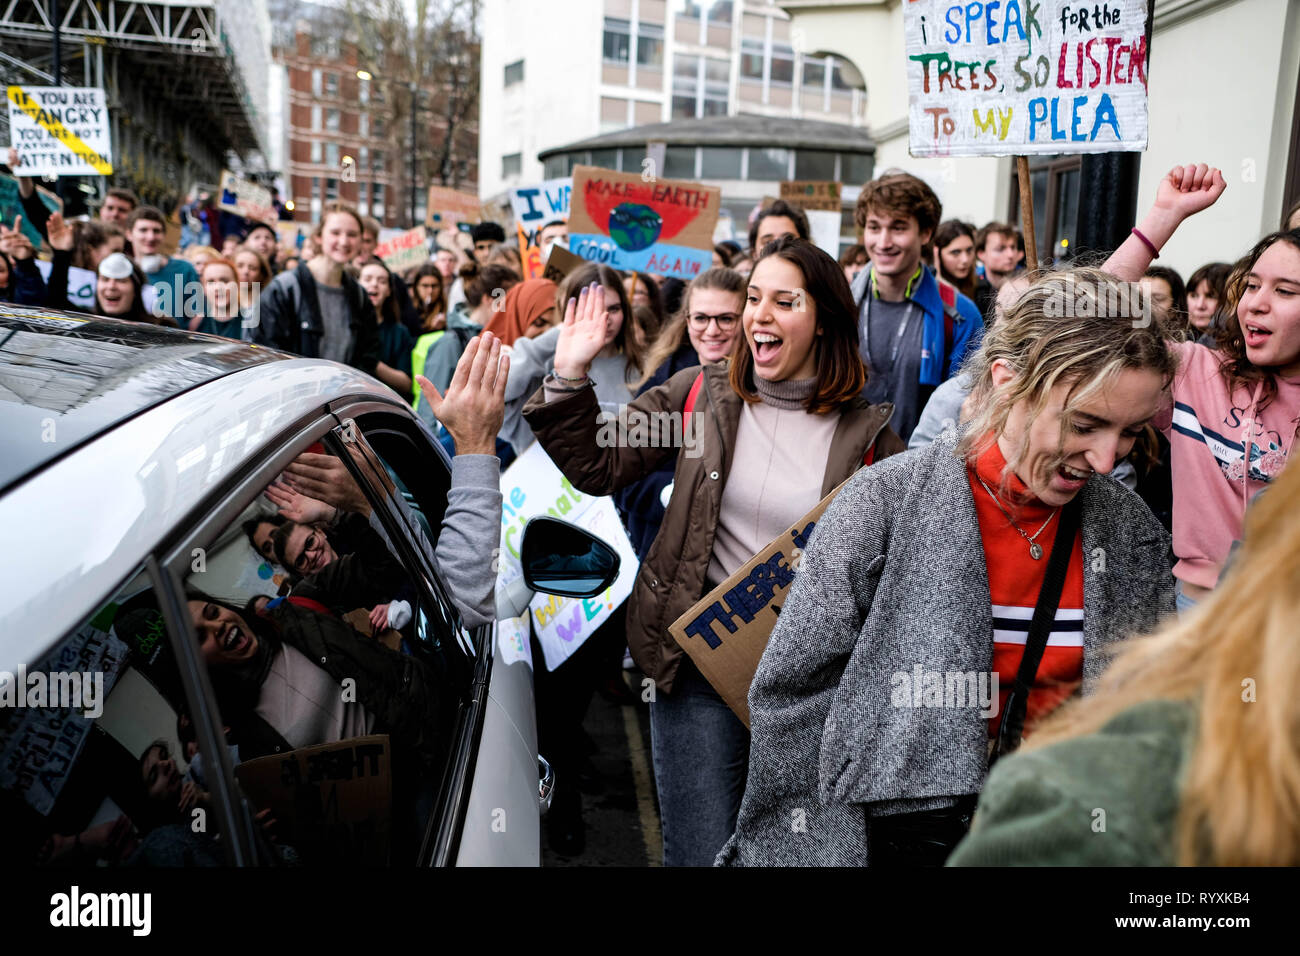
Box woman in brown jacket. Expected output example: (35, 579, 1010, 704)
(522, 237, 904, 865)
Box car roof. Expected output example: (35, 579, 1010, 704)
(0, 304, 287, 494)
(0, 306, 405, 672)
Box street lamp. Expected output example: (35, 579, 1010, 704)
(356, 69, 372, 81)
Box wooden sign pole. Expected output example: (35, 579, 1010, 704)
(1016, 155, 1038, 272)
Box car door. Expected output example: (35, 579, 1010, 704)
(151, 400, 477, 867)
(321, 401, 541, 866)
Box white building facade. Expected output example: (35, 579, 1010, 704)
(479, 0, 868, 199)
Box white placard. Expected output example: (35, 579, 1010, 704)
(6, 86, 113, 176)
(509, 178, 571, 227)
(905, 1, 1148, 157)
(498, 442, 638, 672)
(34, 258, 97, 310)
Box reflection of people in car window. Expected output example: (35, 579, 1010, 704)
(186, 592, 452, 774)
(270, 513, 415, 635)
(274, 521, 338, 576)
(242, 514, 286, 563)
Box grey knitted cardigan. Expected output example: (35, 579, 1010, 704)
(717, 430, 1176, 866)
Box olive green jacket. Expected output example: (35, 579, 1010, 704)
(948, 699, 1196, 866)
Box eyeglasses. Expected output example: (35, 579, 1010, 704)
(687, 312, 739, 331)
(294, 532, 324, 573)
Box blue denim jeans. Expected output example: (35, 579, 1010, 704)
(1175, 581, 1199, 616)
(649, 655, 750, 867)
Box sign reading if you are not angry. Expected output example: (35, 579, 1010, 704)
(7, 86, 113, 177)
(905, 0, 1149, 157)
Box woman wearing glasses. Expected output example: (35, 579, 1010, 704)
(522, 238, 906, 865)
(616, 268, 748, 559)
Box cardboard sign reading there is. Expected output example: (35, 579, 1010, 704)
(669, 482, 844, 727)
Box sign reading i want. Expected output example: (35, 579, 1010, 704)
(7, 86, 113, 177)
(904, 0, 1149, 157)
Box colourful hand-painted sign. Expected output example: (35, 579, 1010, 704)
(566, 165, 720, 280)
(905, 0, 1149, 157)
(497, 441, 639, 672)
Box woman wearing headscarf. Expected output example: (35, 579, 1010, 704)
(482, 277, 558, 349)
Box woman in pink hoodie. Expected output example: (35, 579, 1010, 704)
(1106, 164, 1300, 611)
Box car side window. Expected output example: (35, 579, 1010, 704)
(174, 440, 472, 865)
(0, 570, 229, 868)
(332, 413, 474, 651)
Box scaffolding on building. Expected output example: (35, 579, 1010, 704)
(0, 0, 271, 205)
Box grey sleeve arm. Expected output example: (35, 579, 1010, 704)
(367, 455, 502, 629)
(433, 454, 503, 629)
(909, 375, 971, 450)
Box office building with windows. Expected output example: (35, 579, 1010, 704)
(480, 0, 871, 230)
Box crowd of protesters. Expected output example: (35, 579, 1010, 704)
(6, 143, 1300, 869)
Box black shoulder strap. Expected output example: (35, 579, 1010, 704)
(991, 495, 1083, 764)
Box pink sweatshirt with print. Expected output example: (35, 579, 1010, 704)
(1161, 342, 1300, 589)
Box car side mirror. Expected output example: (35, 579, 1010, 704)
(520, 516, 619, 598)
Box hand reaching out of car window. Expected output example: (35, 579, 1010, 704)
(416, 329, 508, 457)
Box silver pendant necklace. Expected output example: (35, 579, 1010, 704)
(975, 474, 1059, 560)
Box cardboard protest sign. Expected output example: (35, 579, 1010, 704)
(541, 243, 584, 283)
(497, 442, 639, 671)
(567, 165, 720, 281)
(0, 610, 128, 815)
(780, 180, 843, 212)
(905, 0, 1149, 156)
(7, 86, 113, 177)
(374, 225, 429, 273)
(276, 221, 306, 251)
(218, 170, 275, 224)
(669, 482, 843, 727)
(235, 735, 392, 865)
(426, 186, 482, 227)
(517, 223, 544, 280)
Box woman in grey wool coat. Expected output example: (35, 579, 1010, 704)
(718, 267, 1182, 866)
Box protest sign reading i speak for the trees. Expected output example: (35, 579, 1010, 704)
(567, 165, 720, 281)
(7, 86, 113, 177)
(905, 0, 1149, 157)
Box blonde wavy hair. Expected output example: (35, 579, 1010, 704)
(1027, 459, 1300, 865)
(957, 267, 1177, 493)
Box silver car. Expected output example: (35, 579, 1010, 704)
(0, 304, 616, 868)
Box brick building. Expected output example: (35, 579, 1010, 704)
(277, 22, 478, 229)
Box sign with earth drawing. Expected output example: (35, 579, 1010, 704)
(566, 165, 721, 281)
